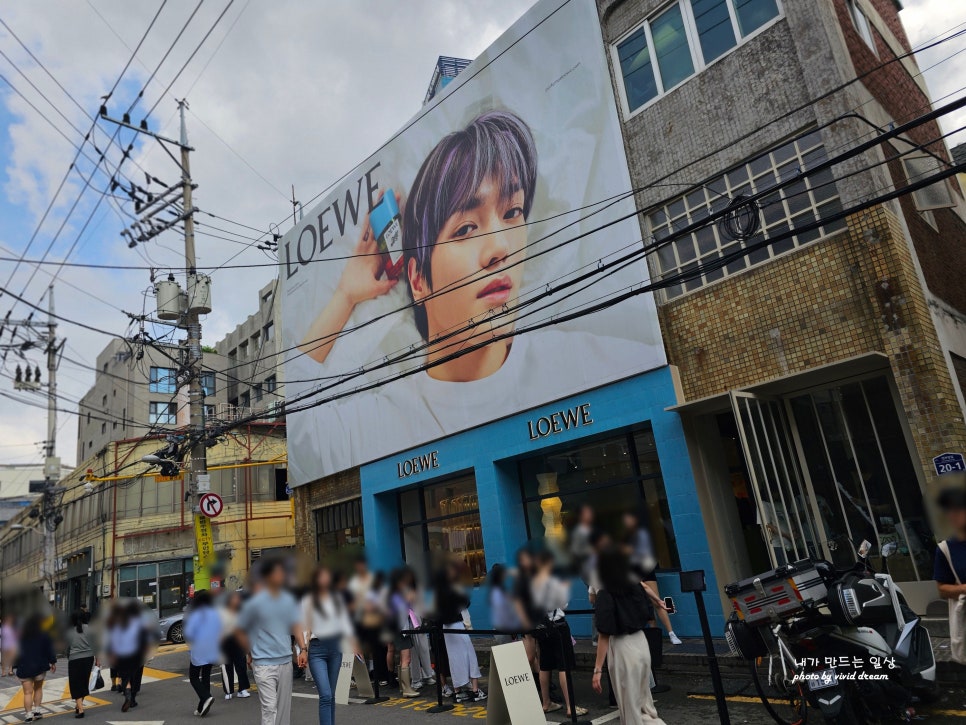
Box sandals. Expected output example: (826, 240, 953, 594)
(567, 706, 589, 717)
(543, 702, 563, 713)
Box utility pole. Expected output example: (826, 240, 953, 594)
(42, 285, 60, 597)
(179, 100, 213, 593)
(12, 285, 64, 603)
(101, 100, 214, 594)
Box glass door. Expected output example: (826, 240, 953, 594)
(730, 392, 825, 567)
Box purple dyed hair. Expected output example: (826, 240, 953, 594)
(402, 109, 537, 340)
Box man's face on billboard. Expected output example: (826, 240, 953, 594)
(410, 175, 527, 342)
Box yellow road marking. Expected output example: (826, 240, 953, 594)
(6, 689, 22, 712)
(142, 666, 179, 681)
(688, 694, 966, 718)
(688, 694, 770, 704)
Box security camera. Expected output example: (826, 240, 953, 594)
(84, 482, 94, 494)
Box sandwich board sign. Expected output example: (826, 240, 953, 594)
(335, 650, 373, 704)
(486, 640, 545, 725)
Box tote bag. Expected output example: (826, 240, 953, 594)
(939, 541, 966, 664)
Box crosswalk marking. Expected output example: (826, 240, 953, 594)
(0, 667, 177, 715)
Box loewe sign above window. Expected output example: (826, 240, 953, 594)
(527, 403, 593, 440)
(397, 450, 440, 479)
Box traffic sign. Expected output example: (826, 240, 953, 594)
(199, 492, 224, 518)
(933, 452, 966, 476)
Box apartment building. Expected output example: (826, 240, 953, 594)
(214, 280, 284, 420)
(76, 338, 228, 462)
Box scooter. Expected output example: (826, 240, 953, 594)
(725, 541, 937, 724)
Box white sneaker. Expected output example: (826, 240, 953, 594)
(669, 631, 683, 645)
(237, 690, 251, 698)
(224, 694, 233, 700)
(442, 684, 454, 697)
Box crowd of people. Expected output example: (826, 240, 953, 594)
(0, 504, 673, 725)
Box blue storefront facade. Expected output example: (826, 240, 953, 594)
(358, 366, 724, 638)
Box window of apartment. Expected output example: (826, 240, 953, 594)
(228, 348, 237, 364)
(204, 404, 216, 419)
(238, 341, 248, 360)
(200, 372, 216, 397)
(265, 376, 277, 394)
(149, 366, 177, 394)
(400, 475, 487, 585)
(101, 394, 108, 408)
(648, 130, 847, 300)
(101, 423, 106, 435)
(240, 391, 251, 408)
(848, 0, 877, 54)
(253, 383, 263, 402)
(251, 331, 260, 350)
(902, 155, 954, 211)
(112, 421, 117, 430)
(263, 322, 274, 342)
(315, 499, 364, 560)
(616, 0, 781, 114)
(86, 412, 91, 424)
(149, 401, 177, 425)
(519, 428, 680, 569)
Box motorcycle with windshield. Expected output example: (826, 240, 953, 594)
(724, 541, 937, 724)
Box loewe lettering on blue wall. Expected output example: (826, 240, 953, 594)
(527, 403, 593, 440)
(397, 450, 440, 478)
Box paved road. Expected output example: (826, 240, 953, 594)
(1, 644, 964, 724)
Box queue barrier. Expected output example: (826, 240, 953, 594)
(389, 608, 598, 725)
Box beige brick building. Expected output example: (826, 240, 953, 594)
(597, 0, 966, 613)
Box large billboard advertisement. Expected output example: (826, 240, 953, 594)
(281, 0, 666, 484)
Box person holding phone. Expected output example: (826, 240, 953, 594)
(591, 548, 667, 725)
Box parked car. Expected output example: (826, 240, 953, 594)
(158, 610, 185, 644)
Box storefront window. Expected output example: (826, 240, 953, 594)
(315, 499, 365, 560)
(116, 559, 192, 614)
(789, 376, 934, 580)
(519, 428, 680, 569)
(399, 475, 486, 584)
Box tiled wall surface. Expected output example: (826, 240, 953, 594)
(659, 205, 966, 498)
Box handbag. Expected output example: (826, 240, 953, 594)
(89, 664, 104, 691)
(939, 540, 966, 664)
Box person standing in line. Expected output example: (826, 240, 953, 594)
(388, 568, 420, 697)
(623, 511, 681, 645)
(65, 611, 97, 719)
(488, 564, 521, 645)
(107, 603, 142, 712)
(532, 550, 585, 718)
(185, 590, 222, 717)
(236, 559, 307, 725)
(219, 591, 252, 699)
(511, 549, 540, 674)
(1, 614, 18, 677)
(14, 615, 56, 722)
(302, 565, 354, 725)
(433, 562, 486, 703)
(591, 548, 666, 725)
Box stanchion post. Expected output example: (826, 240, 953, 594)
(558, 620, 591, 725)
(363, 636, 389, 704)
(425, 622, 454, 714)
(680, 570, 730, 725)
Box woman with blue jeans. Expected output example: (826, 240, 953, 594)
(302, 565, 355, 725)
